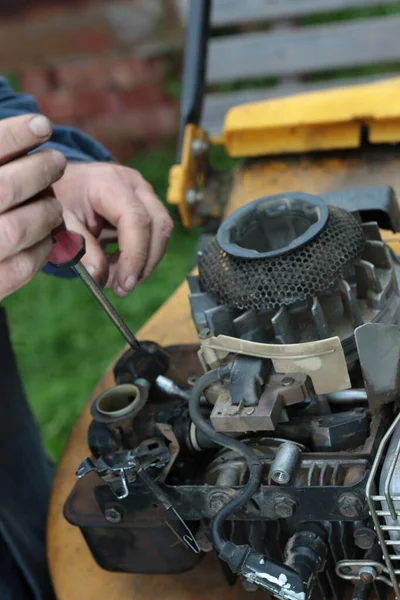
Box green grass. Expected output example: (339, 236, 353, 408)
(3, 142, 199, 461)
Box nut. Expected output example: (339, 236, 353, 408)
(359, 566, 377, 585)
(105, 507, 122, 524)
(274, 495, 297, 518)
(338, 493, 363, 518)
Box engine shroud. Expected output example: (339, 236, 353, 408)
(191, 188, 400, 365)
(65, 185, 400, 600)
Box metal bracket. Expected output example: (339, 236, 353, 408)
(168, 124, 209, 228)
(76, 441, 170, 500)
(199, 333, 351, 395)
(336, 559, 393, 588)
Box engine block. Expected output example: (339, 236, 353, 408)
(65, 186, 400, 600)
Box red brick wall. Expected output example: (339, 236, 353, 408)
(2, 1, 183, 160)
(20, 57, 180, 160)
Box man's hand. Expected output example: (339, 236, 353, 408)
(0, 114, 66, 301)
(53, 162, 174, 297)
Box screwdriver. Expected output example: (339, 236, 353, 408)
(49, 223, 140, 350)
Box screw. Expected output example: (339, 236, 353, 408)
(359, 566, 377, 584)
(191, 139, 208, 156)
(338, 494, 364, 518)
(274, 495, 297, 518)
(354, 527, 377, 550)
(246, 408, 255, 415)
(199, 327, 213, 340)
(105, 507, 122, 524)
(281, 376, 295, 387)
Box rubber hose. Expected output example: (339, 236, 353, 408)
(188, 366, 263, 553)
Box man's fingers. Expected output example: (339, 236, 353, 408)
(62, 209, 109, 288)
(0, 114, 66, 302)
(0, 114, 53, 166)
(105, 252, 119, 290)
(113, 200, 152, 296)
(131, 182, 174, 284)
(0, 196, 62, 261)
(0, 149, 66, 213)
(0, 236, 53, 301)
(93, 177, 152, 296)
(99, 176, 172, 295)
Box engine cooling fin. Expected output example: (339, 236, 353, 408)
(199, 204, 365, 311)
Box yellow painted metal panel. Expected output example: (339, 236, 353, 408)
(224, 77, 400, 157)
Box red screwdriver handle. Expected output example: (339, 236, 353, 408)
(48, 222, 86, 269)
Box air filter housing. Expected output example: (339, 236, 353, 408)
(200, 193, 365, 311)
(189, 188, 400, 359)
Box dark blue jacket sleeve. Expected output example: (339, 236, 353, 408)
(0, 77, 113, 278)
(0, 77, 112, 163)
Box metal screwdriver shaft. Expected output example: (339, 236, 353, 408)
(49, 223, 140, 350)
(73, 262, 140, 350)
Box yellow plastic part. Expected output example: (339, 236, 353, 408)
(223, 77, 400, 158)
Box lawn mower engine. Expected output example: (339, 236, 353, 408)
(66, 186, 400, 600)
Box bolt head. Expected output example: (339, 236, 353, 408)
(274, 495, 296, 518)
(246, 407, 255, 415)
(199, 327, 213, 340)
(185, 188, 204, 206)
(210, 498, 224, 512)
(185, 188, 198, 205)
(191, 138, 208, 156)
(241, 577, 259, 592)
(209, 492, 229, 514)
(354, 527, 377, 550)
(195, 530, 213, 553)
(338, 493, 363, 518)
(105, 507, 122, 524)
(281, 377, 295, 387)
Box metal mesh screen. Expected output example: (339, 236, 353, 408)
(199, 207, 365, 311)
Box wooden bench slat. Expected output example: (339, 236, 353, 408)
(207, 15, 400, 84)
(211, 0, 400, 27)
(202, 74, 397, 136)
